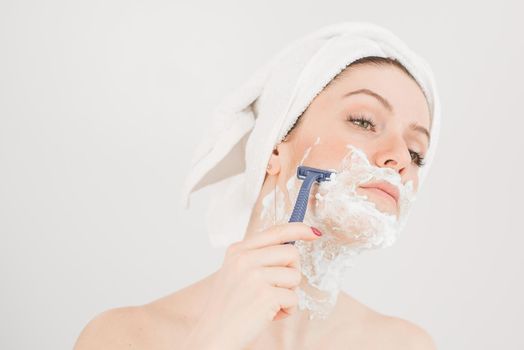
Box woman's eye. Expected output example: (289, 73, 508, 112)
(347, 114, 376, 131)
(409, 150, 426, 168)
(347, 114, 425, 168)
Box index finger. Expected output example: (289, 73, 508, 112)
(241, 222, 322, 251)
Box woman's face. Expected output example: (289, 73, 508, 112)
(267, 63, 431, 217)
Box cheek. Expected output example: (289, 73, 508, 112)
(296, 142, 349, 170)
(295, 140, 375, 175)
(405, 168, 420, 193)
(413, 175, 420, 193)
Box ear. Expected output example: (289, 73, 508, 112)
(266, 147, 281, 176)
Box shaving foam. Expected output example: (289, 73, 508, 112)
(259, 141, 417, 320)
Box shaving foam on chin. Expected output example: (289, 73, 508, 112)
(259, 143, 417, 320)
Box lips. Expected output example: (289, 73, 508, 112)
(359, 180, 400, 206)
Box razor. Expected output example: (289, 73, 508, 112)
(285, 165, 335, 244)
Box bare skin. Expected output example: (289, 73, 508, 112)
(74, 63, 437, 350)
(73, 277, 435, 349)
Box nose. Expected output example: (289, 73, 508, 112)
(374, 135, 412, 174)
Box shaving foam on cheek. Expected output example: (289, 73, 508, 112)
(309, 144, 417, 248)
(258, 142, 418, 320)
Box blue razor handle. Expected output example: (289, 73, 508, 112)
(285, 165, 334, 245)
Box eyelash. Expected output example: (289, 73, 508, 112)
(346, 113, 426, 168)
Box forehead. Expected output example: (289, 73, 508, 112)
(329, 64, 431, 129)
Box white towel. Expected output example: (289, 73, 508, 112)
(180, 21, 441, 248)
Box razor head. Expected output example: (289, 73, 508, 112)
(296, 165, 334, 182)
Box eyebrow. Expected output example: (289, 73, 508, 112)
(409, 122, 431, 147)
(343, 88, 431, 146)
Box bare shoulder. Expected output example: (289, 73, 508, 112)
(73, 276, 214, 349)
(337, 293, 437, 349)
(74, 303, 195, 349)
(366, 312, 437, 350)
(73, 306, 149, 349)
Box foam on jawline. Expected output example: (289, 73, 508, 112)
(259, 140, 418, 320)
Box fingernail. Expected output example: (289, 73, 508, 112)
(310, 227, 323, 236)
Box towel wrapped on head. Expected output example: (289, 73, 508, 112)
(180, 21, 442, 248)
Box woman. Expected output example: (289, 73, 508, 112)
(75, 22, 441, 349)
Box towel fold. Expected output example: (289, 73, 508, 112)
(180, 21, 442, 248)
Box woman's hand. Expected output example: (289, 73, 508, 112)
(181, 222, 322, 350)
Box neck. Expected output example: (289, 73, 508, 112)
(246, 292, 353, 349)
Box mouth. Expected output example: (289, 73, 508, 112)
(359, 180, 400, 207)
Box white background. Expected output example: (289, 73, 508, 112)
(1, 1, 522, 349)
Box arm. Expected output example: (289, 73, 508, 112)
(394, 318, 438, 350)
(73, 307, 140, 350)
(407, 324, 438, 350)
